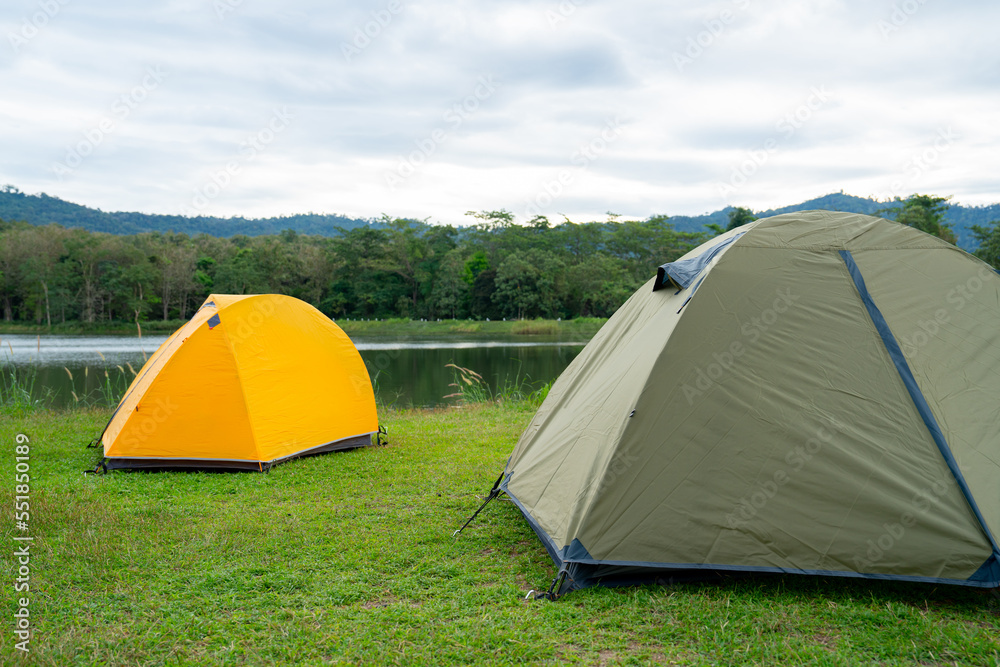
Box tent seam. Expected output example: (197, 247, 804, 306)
(838, 249, 1000, 564)
(217, 296, 263, 465)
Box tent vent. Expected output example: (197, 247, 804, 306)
(653, 231, 745, 292)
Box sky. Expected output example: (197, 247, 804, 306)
(1, 0, 998, 226)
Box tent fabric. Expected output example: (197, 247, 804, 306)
(498, 210, 1000, 594)
(839, 249, 999, 560)
(100, 294, 378, 471)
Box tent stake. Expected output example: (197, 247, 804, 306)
(533, 570, 568, 601)
(453, 471, 505, 537)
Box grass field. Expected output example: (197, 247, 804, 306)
(2, 404, 999, 666)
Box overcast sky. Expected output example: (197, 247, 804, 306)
(1, 0, 997, 225)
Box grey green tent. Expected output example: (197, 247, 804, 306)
(492, 210, 1000, 596)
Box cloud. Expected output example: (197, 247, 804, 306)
(0, 0, 998, 225)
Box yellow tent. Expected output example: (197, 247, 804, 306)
(97, 294, 378, 471)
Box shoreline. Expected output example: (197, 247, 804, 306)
(0, 317, 607, 338)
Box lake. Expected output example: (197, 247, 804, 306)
(0, 333, 587, 409)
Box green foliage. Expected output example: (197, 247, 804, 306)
(442, 362, 545, 406)
(510, 319, 559, 335)
(726, 206, 758, 231)
(7, 192, 999, 328)
(0, 212, 711, 326)
(429, 250, 471, 319)
(971, 220, 1000, 270)
(529, 378, 554, 406)
(462, 250, 489, 285)
(493, 249, 565, 320)
(879, 194, 956, 244)
(1, 355, 48, 415)
(464, 208, 515, 230)
(443, 363, 492, 404)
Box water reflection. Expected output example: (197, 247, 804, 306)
(1, 334, 586, 408)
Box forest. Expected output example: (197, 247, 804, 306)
(1, 195, 998, 327)
(0, 210, 709, 325)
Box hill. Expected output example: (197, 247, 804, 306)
(0, 186, 376, 237)
(667, 192, 1000, 251)
(1, 186, 997, 250)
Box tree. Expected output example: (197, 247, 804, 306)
(154, 238, 199, 319)
(565, 255, 635, 317)
(289, 240, 333, 308)
(555, 221, 603, 259)
(463, 251, 489, 285)
(193, 255, 216, 298)
(465, 209, 515, 230)
(327, 226, 403, 318)
(492, 249, 565, 320)
(63, 230, 103, 323)
(429, 249, 470, 319)
(377, 219, 434, 315)
(880, 194, 955, 244)
(726, 207, 757, 231)
(19, 224, 67, 327)
(463, 209, 530, 270)
(91, 235, 156, 323)
(0, 225, 29, 321)
(0, 207, 725, 325)
(214, 246, 268, 294)
(605, 216, 704, 282)
(971, 220, 1000, 270)
(493, 254, 539, 320)
(470, 269, 500, 320)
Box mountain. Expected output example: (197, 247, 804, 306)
(1, 187, 997, 250)
(666, 192, 1000, 251)
(0, 186, 377, 237)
